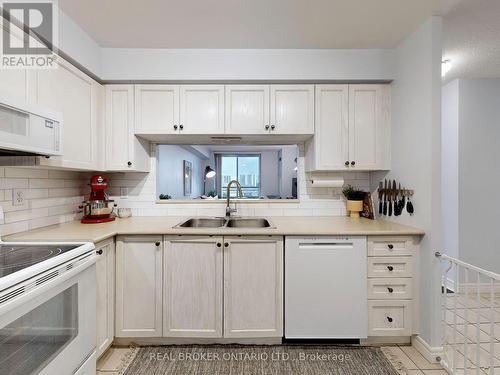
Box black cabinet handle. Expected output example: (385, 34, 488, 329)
(388, 244, 394, 250)
(387, 287, 394, 293)
(96, 249, 103, 255)
(350, 161, 355, 166)
(387, 316, 393, 323)
(217, 243, 222, 248)
(387, 265, 394, 271)
(155, 241, 161, 247)
(265, 125, 270, 130)
(224, 242, 229, 247)
(173, 125, 178, 130)
(127, 161, 132, 166)
(270, 125, 276, 130)
(179, 124, 184, 130)
(345, 161, 349, 167)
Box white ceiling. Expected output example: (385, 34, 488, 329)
(58, 0, 459, 49)
(443, 0, 500, 81)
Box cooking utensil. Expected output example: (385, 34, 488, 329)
(378, 181, 383, 214)
(383, 179, 388, 215)
(392, 180, 397, 216)
(388, 183, 392, 217)
(406, 191, 414, 215)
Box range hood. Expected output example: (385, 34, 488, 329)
(0, 92, 63, 158)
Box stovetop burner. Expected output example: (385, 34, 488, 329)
(0, 244, 79, 278)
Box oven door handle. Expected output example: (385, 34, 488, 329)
(0, 254, 97, 316)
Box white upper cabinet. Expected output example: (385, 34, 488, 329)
(348, 85, 390, 170)
(270, 85, 315, 135)
(163, 236, 223, 338)
(305, 85, 349, 171)
(306, 84, 390, 171)
(179, 85, 225, 134)
(105, 85, 150, 172)
(225, 85, 270, 134)
(36, 59, 104, 171)
(134, 85, 179, 134)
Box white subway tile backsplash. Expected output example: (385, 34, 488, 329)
(0, 167, 86, 236)
(0, 178, 29, 189)
(0, 145, 372, 237)
(5, 168, 49, 179)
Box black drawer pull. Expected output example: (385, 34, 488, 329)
(224, 242, 229, 247)
(387, 287, 394, 293)
(96, 249, 103, 255)
(387, 265, 394, 271)
(217, 243, 222, 248)
(155, 241, 161, 247)
(387, 244, 394, 250)
(387, 316, 393, 323)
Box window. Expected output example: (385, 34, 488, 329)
(219, 154, 260, 198)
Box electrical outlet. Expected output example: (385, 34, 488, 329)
(12, 189, 26, 207)
(120, 187, 128, 198)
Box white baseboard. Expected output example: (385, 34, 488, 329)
(412, 336, 443, 364)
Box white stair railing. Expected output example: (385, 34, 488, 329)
(436, 252, 500, 375)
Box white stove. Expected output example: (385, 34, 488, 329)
(0, 241, 97, 375)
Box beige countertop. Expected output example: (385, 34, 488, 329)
(4, 216, 424, 243)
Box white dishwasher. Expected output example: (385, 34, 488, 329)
(285, 236, 367, 339)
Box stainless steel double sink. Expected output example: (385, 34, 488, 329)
(174, 217, 274, 229)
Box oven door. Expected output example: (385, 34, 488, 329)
(0, 255, 96, 375)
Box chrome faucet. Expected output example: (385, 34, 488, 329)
(225, 180, 244, 218)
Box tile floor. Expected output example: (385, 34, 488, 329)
(441, 290, 500, 374)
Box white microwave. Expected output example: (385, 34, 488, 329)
(0, 93, 62, 157)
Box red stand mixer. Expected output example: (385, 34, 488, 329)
(80, 175, 117, 224)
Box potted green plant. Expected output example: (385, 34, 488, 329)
(342, 185, 366, 218)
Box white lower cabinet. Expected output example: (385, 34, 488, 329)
(163, 236, 223, 338)
(162, 235, 283, 339)
(367, 236, 418, 339)
(115, 236, 163, 337)
(95, 238, 115, 358)
(223, 237, 283, 338)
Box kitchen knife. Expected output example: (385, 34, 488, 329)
(383, 179, 388, 215)
(378, 181, 383, 214)
(393, 180, 399, 216)
(388, 183, 392, 216)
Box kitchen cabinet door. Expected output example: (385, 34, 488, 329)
(270, 85, 314, 135)
(348, 85, 390, 170)
(115, 236, 163, 337)
(105, 85, 150, 172)
(36, 59, 102, 170)
(95, 238, 115, 358)
(223, 236, 283, 338)
(225, 85, 270, 134)
(163, 236, 223, 338)
(305, 85, 349, 171)
(134, 85, 179, 134)
(179, 85, 225, 134)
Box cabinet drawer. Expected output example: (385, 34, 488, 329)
(368, 278, 413, 300)
(368, 300, 412, 336)
(368, 237, 414, 256)
(367, 256, 413, 278)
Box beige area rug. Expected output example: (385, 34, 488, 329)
(119, 345, 402, 375)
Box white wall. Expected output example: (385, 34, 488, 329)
(372, 16, 443, 348)
(441, 80, 459, 261)
(57, 8, 102, 76)
(100, 48, 395, 81)
(157, 145, 205, 199)
(456, 79, 500, 273)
